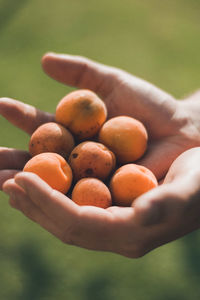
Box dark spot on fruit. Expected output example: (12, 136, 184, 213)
(72, 153, 78, 159)
(37, 141, 40, 144)
(85, 168, 93, 176)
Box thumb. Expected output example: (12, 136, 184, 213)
(41, 53, 118, 98)
(14, 172, 78, 222)
(134, 148, 200, 227)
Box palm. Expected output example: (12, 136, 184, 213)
(42, 53, 198, 179)
(99, 74, 191, 179)
(0, 53, 199, 186)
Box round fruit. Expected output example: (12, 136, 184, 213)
(23, 152, 72, 194)
(110, 164, 158, 206)
(68, 141, 116, 181)
(72, 178, 112, 208)
(55, 89, 107, 140)
(98, 116, 148, 163)
(29, 122, 75, 159)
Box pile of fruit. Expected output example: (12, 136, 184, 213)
(24, 89, 158, 208)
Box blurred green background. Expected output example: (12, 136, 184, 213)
(0, 0, 200, 299)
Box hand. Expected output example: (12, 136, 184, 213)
(3, 147, 200, 258)
(0, 98, 54, 189)
(1, 53, 200, 258)
(41, 53, 200, 179)
(1, 53, 200, 181)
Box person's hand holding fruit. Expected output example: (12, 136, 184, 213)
(1, 53, 200, 258)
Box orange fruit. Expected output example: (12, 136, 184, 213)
(29, 122, 75, 159)
(72, 178, 112, 208)
(98, 116, 148, 163)
(68, 141, 116, 181)
(110, 164, 158, 206)
(23, 152, 72, 194)
(55, 89, 107, 140)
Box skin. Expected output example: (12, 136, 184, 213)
(1, 53, 200, 258)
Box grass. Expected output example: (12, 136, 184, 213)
(0, 0, 200, 299)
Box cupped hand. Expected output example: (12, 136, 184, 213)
(3, 147, 200, 258)
(1, 53, 200, 258)
(41, 53, 200, 178)
(1, 53, 200, 181)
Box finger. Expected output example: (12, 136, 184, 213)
(164, 147, 200, 184)
(0, 147, 30, 170)
(3, 179, 64, 239)
(41, 53, 118, 98)
(0, 97, 55, 135)
(14, 172, 79, 225)
(13, 172, 114, 250)
(132, 179, 200, 256)
(133, 155, 200, 229)
(13, 172, 135, 253)
(0, 170, 19, 190)
(136, 148, 200, 227)
(132, 184, 177, 227)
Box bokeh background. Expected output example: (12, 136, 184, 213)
(0, 0, 200, 299)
